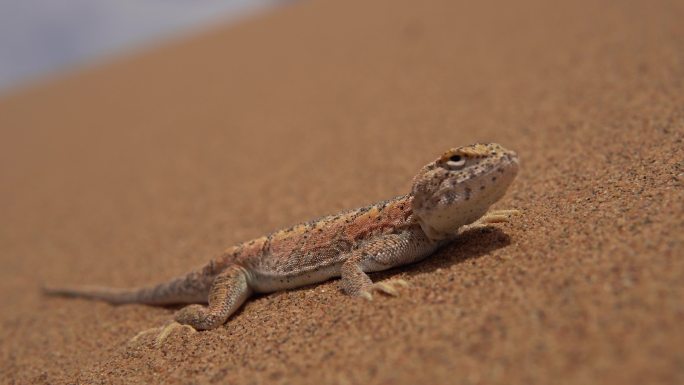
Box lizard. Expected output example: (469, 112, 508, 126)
(44, 143, 519, 343)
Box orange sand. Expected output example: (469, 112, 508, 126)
(0, 0, 683, 384)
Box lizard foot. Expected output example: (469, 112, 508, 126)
(359, 279, 409, 300)
(479, 209, 520, 224)
(459, 209, 520, 234)
(128, 322, 197, 349)
(155, 321, 197, 348)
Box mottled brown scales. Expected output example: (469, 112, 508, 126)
(44, 143, 520, 337)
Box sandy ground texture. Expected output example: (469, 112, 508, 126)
(1, 0, 683, 384)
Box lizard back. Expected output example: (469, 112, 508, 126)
(224, 195, 417, 291)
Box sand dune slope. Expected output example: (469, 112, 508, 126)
(0, 0, 682, 384)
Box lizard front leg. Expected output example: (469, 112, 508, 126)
(340, 231, 436, 300)
(174, 265, 252, 330)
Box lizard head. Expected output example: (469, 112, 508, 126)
(411, 143, 519, 240)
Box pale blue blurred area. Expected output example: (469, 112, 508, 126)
(0, 0, 282, 93)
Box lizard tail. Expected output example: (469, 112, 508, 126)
(42, 271, 212, 305)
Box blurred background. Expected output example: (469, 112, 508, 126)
(0, 0, 280, 93)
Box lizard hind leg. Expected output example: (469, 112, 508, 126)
(174, 265, 252, 331)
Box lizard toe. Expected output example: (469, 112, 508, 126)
(480, 209, 521, 224)
(128, 326, 162, 347)
(155, 321, 197, 348)
(127, 322, 197, 349)
(371, 279, 409, 297)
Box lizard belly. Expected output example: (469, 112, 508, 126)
(247, 262, 344, 293)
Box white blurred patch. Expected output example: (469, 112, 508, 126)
(0, 0, 282, 93)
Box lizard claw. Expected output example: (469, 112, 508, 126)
(128, 322, 197, 349)
(358, 291, 374, 301)
(155, 322, 197, 348)
(129, 326, 162, 346)
(458, 209, 521, 234)
(371, 279, 409, 297)
(479, 209, 521, 224)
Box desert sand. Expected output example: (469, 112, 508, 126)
(0, 0, 683, 384)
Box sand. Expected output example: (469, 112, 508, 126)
(1, 0, 683, 384)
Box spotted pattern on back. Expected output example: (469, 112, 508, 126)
(221, 196, 415, 275)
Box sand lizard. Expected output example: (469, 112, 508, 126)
(45, 143, 519, 340)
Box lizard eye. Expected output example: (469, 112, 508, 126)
(446, 155, 466, 169)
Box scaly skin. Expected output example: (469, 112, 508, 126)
(45, 143, 520, 336)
